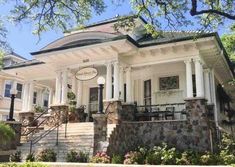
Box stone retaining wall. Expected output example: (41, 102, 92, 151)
(107, 98, 217, 156)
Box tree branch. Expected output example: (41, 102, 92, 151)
(190, 0, 235, 20)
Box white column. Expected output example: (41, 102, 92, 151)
(48, 88, 53, 106)
(27, 81, 34, 111)
(194, 58, 204, 97)
(113, 62, 120, 99)
(61, 70, 68, 104)
(119, 66, 124, 101)
(210, 69, 219, 126)
(126, 67, 132, 103)
(204, 69, 212, 103)
(76, 80, 82, 107)
(22, 82, 29, 111)
(184, 59, 193, 98)
(106, 63, 112, 100)
(55, 71, 62, 104)
(72, 74, 77, 96)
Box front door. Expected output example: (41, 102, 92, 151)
(144, 80, 151, 110)
(89, 87, 98, 114)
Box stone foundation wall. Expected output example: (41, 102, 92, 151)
(107, 98, 217, 156)
(107, 120, 212, 156)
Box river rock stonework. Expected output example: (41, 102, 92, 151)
(107, 98, 217, 156)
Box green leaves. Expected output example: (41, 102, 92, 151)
(0, 122, 15, 144)
(221, 33, 235, 62)
(9, 0, 106, 36)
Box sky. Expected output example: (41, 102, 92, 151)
(1, 1, 132, 60)
(0, 1, 232, 60)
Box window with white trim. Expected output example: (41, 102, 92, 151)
(33, 92, 37, 104)
(4, 80, 23, 99)
(4, 80, 12, 97)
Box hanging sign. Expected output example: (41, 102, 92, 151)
(75, 67, 98, 81)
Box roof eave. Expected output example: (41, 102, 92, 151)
(31, 35, 139, 56)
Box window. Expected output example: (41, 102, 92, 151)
(159, 76, 179, 90)
(33, 92, 37, 104)
(2, 115, 8, 121)
(16, 83, 23, 99)
(124, 84, 127, 102)
(4, 81, 23, 99)
(4, 80, 12, 97)
(192, 74, 196, 97)
(43, 93, 49, 108)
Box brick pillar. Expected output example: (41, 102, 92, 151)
(185, 97, 217, 152)
(50, 104, 69, 123)
(93, 114, 108, 154)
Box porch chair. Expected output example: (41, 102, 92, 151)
(165, 106, 175, 120)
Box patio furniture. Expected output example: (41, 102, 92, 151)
(165, 107, 175, 120)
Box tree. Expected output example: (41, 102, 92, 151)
(221, 33, 235, 62)
(0, 0, 234, 38)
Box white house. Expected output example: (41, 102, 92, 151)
(2, 16, 235, 130)
(0, 53, 49, 121)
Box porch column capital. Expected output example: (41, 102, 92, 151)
(184, 58, 192, 64)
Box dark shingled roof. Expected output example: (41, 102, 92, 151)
(3, 59, 44, 70)
(9, 51, 27, 60)
(137, 31, 206, 45)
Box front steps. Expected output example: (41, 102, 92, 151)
(17, 122, 94, 162)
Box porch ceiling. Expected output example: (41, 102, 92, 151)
(3, 63, 56, 80)
(198, 39, 233, 84)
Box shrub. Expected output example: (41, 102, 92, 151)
(111, 154, 123, 164)
(66, 150, 78, 162)
(0, 162, 48, 167)
(9, 151, 21, 162)
(66, 150, 89, 163)
(26, 152, 35, 162)
(90, 152, 110, 163)
(37, 149, 57, 162)
(123, 151, 143, 164)
(0, 122, 15, 144)
(220, 150, 235, 165)
(176, 150, 201, 165)
(77, 151, 89, 163)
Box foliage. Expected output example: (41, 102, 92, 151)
(37, 148, 57, 162)
(67, 91, 77, 112)
(221, 33, 235, 62)
(122, 138, 235, 165)
(0, 162, 48, 167)
(9, 151, 21, 162)
(26, 152, 35, 162)
(111, 154, 124, 164)
(176, 150, 201, 165)
(0, 122, 15, 144)
(66, 150, 89, 163)
(33, 105, 44, 113)
(5, 0, 106, 36)
(219, 133, 235, 165)
(90, 152, 110, 163)
(0, 0, 234, 41)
